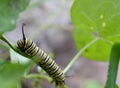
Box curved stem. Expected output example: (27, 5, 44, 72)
(0, 35, 15, 50)
(25, 74, 52, 82)
(0, 35, 31, 58)
(63, 38, 98, 73)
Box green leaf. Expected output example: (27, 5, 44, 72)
(10, 49, 30, 64)
(71, 0, 120, 61)
(0, 61, 29, 88)
(0, 0, 29, 35)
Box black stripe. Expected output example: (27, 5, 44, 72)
(38, 51, 44, 64)
(34, 48, 39, 56)
(41, 55, 50, 66)
(17, 42, 21, 48)
(40, 50, 44, 58)
(44, 56, 50, 63)
(20, 39, 24, 46)
(56, 72, 63, 78)
(26, 41, 33, 50)
(25, 42, 34, 53)
(48, 60, 55, 68)
(44, 61, 55, 70)
(28, 44, 36, 54)
(30, 45, 39, 56)
(18, 40, 25, 51)
(49, 66, 60, 75)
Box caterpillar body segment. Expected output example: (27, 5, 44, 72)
(17, 24, 65, 85)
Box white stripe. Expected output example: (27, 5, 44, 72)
(40, 50, 44, 58)
(49, 60, 55, 68)
(44, 55, 50, 62)
(53, 66, 59, 73)
(57, 72, 63, 77)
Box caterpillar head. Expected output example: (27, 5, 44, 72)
(17, 23, 26, 51)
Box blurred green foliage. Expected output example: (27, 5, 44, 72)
(0, 59, 29, 88)
(83, 80, 102, 88)
(0, 0, 30, 88)
(0, 0, 29, 35)
(71, 0, 120, 61)
(10, 48, 30, 64)
(115, 84, 119, 88)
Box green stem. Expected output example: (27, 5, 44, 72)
(105, 43, 120, 88)
(0, 35, 32, 59)
(25, 74, 52, 82)
(0, 35, 15, 50)
(63, 38, 98, 74)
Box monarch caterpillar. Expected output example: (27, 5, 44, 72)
(17, 23, 65, 85)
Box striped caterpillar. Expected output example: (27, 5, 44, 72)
(17, 24, 65, 85)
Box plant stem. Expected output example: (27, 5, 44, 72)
(0, 35, 31, 58)
(63, 38, 98, 74)
(105, 43, 120, 88)
(25, 74, 52, 82)
(0, 35, 15, 50)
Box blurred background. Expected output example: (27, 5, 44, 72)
(0, 0, 120, 88)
